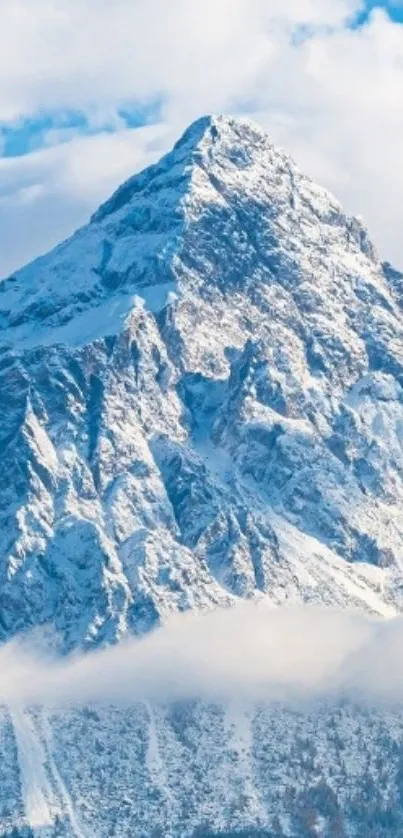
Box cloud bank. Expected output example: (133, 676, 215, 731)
(1, 2, 403, 274)
(1, 602, 403, 710)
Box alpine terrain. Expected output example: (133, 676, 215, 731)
(1, 115, 403, 836)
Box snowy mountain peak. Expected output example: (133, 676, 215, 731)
(171, 112, 275, 160)
(1, 116, 403, 652)
(91, 113, 275, 225)
(1, 113, 381, 356)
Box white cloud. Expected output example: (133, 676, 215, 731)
(1, 602, 403, 709)
(0, 0, 358, 122)
(1, 1, 403, 273)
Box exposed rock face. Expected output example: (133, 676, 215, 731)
(2, 115, 403, 836)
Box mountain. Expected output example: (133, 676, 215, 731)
(2, 114, 403, 836)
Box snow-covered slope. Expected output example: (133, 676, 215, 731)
(2, 114, 403, 836)
(3, 700, 403, 838)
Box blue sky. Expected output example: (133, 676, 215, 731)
(362, 0, 403, 20)
(0, 103, 163, 159)
(1, 0, 403, 275)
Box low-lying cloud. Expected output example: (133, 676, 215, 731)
(1, 602, 403, 709)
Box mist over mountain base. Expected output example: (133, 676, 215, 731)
(2, 603, 403, 837)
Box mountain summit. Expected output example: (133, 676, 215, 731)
(1, 114, 378, 351)
(2, 115, 403, 836)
